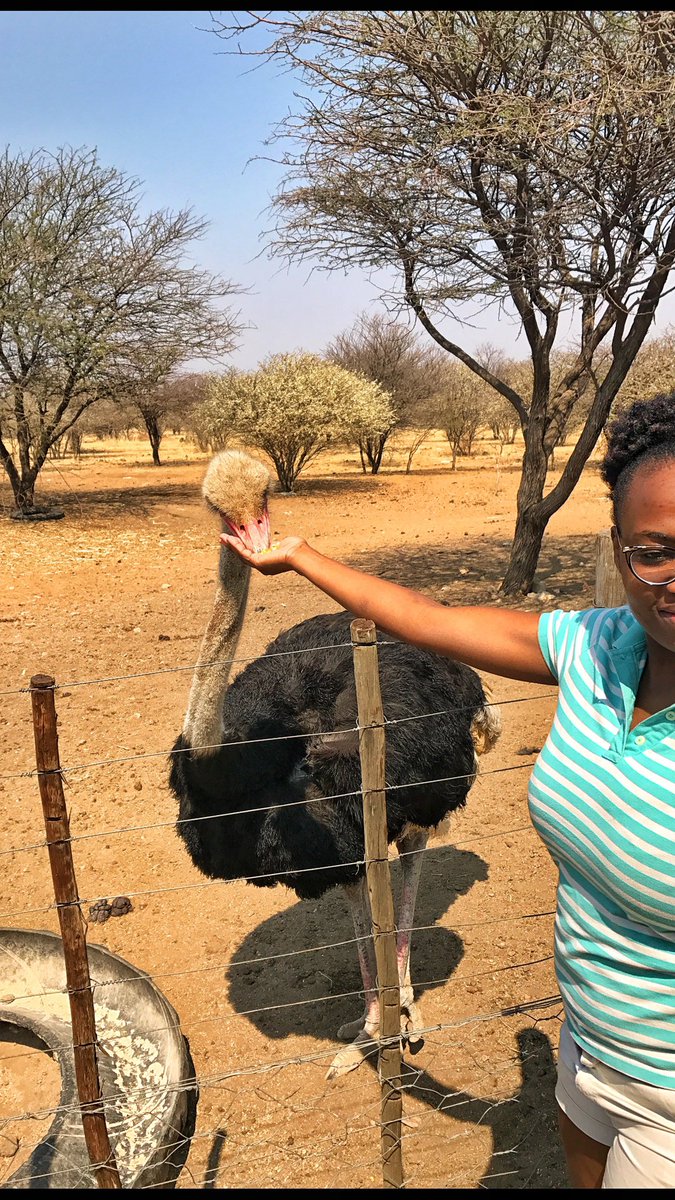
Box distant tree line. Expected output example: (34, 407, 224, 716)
(5, 2, 675, 599)
(32, 308, 675, 499)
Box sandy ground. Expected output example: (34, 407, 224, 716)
(0, 429, 618, 1189)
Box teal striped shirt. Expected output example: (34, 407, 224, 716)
(528, 605, 675, 1087)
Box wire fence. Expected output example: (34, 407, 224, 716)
(0, 632, 564, 1190)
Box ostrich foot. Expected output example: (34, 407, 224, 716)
(326, 1028, 378, 1080)
(401, 998, 425, 1055)
(336, 997, 426, 1054)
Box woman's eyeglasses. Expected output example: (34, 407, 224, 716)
(621, 545, 675, 586)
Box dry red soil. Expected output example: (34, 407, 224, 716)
(0, 431, 615, 1188)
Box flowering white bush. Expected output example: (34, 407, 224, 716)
(196, 352, 394, 490)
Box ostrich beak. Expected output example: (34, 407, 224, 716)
(224, 508, 271, 553)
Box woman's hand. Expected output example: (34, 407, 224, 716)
(220, 534, 308, 575)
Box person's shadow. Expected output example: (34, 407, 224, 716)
(399, 1024, 567, 1189)
(211, 845, 567, 1189)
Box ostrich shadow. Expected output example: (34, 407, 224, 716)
(226, 845, 487, 1043)
(217, 845, 567, 1189)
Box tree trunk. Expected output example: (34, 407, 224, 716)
(14, 476, 37, 512)
(359, 434, 386, 474)
(142, 414, 162, 466)
(500, 428, 550, 594)
(500, 504, 549, 595)
(271, 454, 296, 493)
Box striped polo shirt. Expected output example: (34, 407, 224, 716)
(528, 605, 675, 1087)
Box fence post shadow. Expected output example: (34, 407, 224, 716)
(202, 1128, 227, 1189)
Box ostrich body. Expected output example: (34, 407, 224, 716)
(170, 450, 501, 1076)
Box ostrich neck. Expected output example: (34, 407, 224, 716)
(183, 548, 251, 754)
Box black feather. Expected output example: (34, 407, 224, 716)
(169, 611, 489, 901)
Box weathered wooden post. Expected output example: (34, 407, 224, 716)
(350, 619, 404, 1190)
(595, 529, 626, 608)
(30, 674, 121, 1189)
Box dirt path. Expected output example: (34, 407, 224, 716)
(0, 431, 614, 1187)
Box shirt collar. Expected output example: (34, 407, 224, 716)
(612, 610, 647, 660)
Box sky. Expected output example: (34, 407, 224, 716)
(2, 10, 675, 374)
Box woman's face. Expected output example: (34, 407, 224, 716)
(612, 460, 675, 656)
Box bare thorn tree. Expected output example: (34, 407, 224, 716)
(326, 310, 438, 474)
(127, 372, 215, 465)
(210, 10, 675, 593)
(0, 145, 241, 516)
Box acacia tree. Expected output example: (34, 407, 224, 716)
(128, 372, 214, 465)
(0, 146, 240, 515)
(326, 311, 441, 474)
(198, 352, 394, 491)
(613, 327, 675, 415)
(211, 10, 675, 593)
(434, 364, 487, 469)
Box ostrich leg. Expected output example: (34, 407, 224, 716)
(328, 828, 429, 1078)
(326, 876, 379, 1079)
(394, 826, 428, 1052)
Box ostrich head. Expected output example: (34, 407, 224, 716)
(202, 450, 272, 554)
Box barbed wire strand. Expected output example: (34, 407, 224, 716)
(0, 907, 556, 1008)
(0, 990, 563, 1131)
(0, 952, 555, 1069)
(0, 758, 538, 861)
(0, 639, 363, 698)
(0, 817, 538, 924)
(0, 688, 554, 782)
(0, 624, 557, 695)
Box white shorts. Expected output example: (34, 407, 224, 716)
(556, 1021, 675, 1188)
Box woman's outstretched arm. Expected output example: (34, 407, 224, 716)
(222, 534, 555, 685)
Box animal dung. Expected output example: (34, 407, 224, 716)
(88, 896, 133, 924)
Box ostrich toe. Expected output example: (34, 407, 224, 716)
(401, 1001, 425, 1054)
(326, 1028, 378, 1080)
(338, 996, 426, 1051)
(336, 1014, 368, 1042)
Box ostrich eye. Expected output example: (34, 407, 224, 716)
(239, 525, 245, 531)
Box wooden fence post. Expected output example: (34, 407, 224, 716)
(350, 620, 404, 1190)
(595, 529, 626, 608)
(30, 674, 121, 1189)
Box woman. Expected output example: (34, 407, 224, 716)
(223, 393, 675, 1189)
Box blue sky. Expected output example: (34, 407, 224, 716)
(2, 10, 674, 372)
(2, 9, 398, 370)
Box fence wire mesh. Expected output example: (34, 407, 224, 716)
(0, 636, 566, 1189)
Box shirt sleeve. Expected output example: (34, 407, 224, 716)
(537, 609, 584, 684)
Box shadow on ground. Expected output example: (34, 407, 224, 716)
(348, 534, 597, 606)
(0, 479, 202, 522)
(227, 847, 485, 1043)
(399, 1025, 568, 1189)
(214, 846, 567, 1189)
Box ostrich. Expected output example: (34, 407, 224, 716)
(169, 450, 501, 1078)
